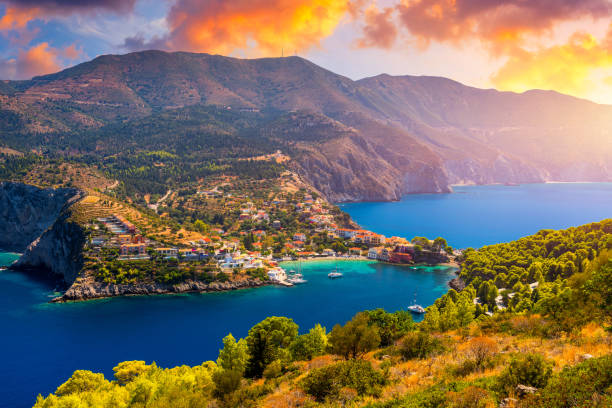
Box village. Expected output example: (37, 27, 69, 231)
(83, 184, 455, 286)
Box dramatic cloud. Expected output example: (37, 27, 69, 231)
(395, 0, 612, 51)
(0, 41, 81, 79)
(492, 29, 612, 97)
(138, 0, 351, 56)
(355, 5, 398, 49)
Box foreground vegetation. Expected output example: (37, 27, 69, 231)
(34, 220, 612, 407)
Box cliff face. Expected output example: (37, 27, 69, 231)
(14, 211, 86, 284)
(0, 182, 80, 252)
(0, 182, 85, 283)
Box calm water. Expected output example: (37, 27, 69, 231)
(340, 183, 612, 248)
(0, 255, 454, 408)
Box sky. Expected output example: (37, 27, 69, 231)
(1, 0, 612, 104)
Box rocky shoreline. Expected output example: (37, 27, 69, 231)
(52, 278, 272, 303)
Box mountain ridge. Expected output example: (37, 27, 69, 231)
(1, 50, 611, 201)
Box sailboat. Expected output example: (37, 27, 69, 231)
(407, 292, 425, 314)
(328, 259, 343, 279)
(287, 259, 307, 284)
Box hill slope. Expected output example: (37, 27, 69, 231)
(2, 51, 611, 201)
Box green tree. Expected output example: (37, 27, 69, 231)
(55, 370, 109, 396)
(245, 316, 298, 377)
(328, 312, 381, 359)
(217, 334, 248, 374)
(366, 309, 414, 347)
(289, 324, 328, 361)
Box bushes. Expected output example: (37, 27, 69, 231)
(300, 360, 388, 402)
(328, 312, 381, 359)
(498, 353, 552, 392)
(525, 354, 612, 407)
(398, 331, 445, 360)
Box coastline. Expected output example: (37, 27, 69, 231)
(51, 277, 272, 303)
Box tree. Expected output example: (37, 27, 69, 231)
(328, 312, 380, 359)
(422, 304, 441, 332)
(245, 316, 298, 377)
(289, 324, 328, 361)
(113, 361, 153, 386)
(433, 237, 447, 253)
(55, 370, 109, 396)
(366, 309, 414, 347)
(217, 334, 248, 374)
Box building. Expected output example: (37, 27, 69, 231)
(293, 233, 306, 242)
(272, 220, 282, 229)
(337, 229, 356, 239)
(389, 245, 414, 264)
(118, 234, 132, 244)
(155, 248, 178, 258)
(368, 247, 383, 259)
(120, 243, 146, 256)
(267, 267, 287, 282)
(349, 247, 362, 256)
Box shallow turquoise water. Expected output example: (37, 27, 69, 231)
(340, 183, 612, 248)
(0, 257, 454, 407)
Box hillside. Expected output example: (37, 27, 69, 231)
(2, 51, 612, 201)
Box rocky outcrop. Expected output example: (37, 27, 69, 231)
(1, 182, 85, 283)
(448, 277, 466, 292)
(412, 251, 450, 264)
(53, 278, 271, 302)
(0, 182, 81, 252)
(13, 211, 86, 284)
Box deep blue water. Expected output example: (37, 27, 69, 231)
(340, 183, 612, 249)
(0, 256, 454, 408)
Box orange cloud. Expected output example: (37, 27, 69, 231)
(395, 0, 612, 53)
(0, 6, 41, 31)
(492, 29, 612, 98)
(0, 42, 82, 79)
(355, 5, 398, 49)
(16, 42, 61, 79)
(161, 0, 352, 56)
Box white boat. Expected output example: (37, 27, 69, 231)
(407, 304, 425, 314)
(328, 271, 343, 279)
(287, 276, 307, 284)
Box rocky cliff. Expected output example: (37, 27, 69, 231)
(0, 182, 85, 283)
(0, 182, 81, 252)
(54, 278, 270, 302)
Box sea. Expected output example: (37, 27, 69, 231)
(1, 182, 611, 407)
(339, 183, 612, 249)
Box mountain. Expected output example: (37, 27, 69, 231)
(1, 50, 611, 201)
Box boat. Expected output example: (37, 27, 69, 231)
(287, 276, 307, 284)
(407, 304, 426, 314)
(328, 260, 343, 279)
(408, 291, 425, 314)
(287, 260, 307, 284)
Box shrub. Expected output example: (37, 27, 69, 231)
(447, 386, 496, 408)
(300, 360, 388, 402)
(398, 331, 445, 360)
(213, 368, 243, 397)
(525, 354, 612, 407)
(328, 312, 381, 359)
(498, 353, 552, 392)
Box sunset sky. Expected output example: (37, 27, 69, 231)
(1, 0, 612, 104)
